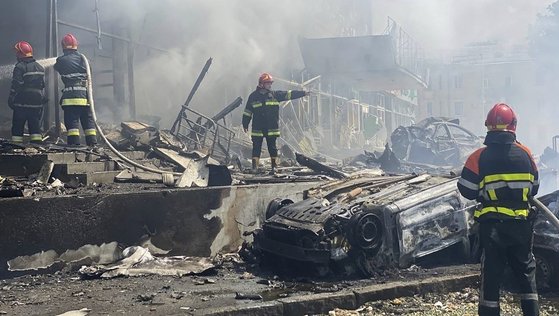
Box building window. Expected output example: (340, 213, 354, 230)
(427, 102, 433, 115)
(505, 76, 512, 88)
(454, 75, 463, 89)
(454, 101, 464, 116)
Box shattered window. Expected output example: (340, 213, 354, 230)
(434, 125, 450, 140)
(448, 125, 475, 141)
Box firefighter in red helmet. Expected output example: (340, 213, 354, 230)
(54, 33, 97, 147)
(458, 103, 539, 316)
(242, 73, 309, 173)
(8, 41, 46, 143)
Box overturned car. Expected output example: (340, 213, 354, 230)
(252, 172, 559, 289)
(252, 173, 478, 276)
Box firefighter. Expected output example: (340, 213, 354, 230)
(8, 41, 46, 144)
(242, 73, 308, 173)
(54, 33, 97, 147)
(457, 103, 539, 316)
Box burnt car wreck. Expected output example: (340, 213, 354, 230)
(252, 173, 478, 277)
(389, 117, 482, 167)
(252, 171, 559, 289)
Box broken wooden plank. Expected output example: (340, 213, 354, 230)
(121, 121, 156, 134)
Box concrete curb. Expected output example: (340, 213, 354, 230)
(195, 273, 480, 316)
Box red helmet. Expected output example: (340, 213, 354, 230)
(61, 33, 79, 50)
(258, 73, 273, 86)
(485, 103, 517, 133)
(14, 41, 33, 58)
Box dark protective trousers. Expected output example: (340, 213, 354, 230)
(11, 107, 43, 143)
(479, 219, 539, 316)
(251, 135, 278, 159)
(63, 106, 97, 146)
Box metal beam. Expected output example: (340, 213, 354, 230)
(57, 19, 170, 54)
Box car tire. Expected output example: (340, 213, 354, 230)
(265, 198, 293, 220)
(535, 249, 559, 291)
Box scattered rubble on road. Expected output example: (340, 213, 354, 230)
(327, 288, 559, 316)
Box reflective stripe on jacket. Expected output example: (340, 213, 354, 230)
(457, 131, 539, 220)
(242, 87, 306, 137)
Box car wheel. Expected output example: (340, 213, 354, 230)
(535, 249, 559, 291)
(347, 212, 383, 255)
(265, 198, 293, 219)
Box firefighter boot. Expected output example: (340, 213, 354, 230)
(270, 157, 278, 175)
(251, 157, 259, 173)
(521, 299, 539, 316)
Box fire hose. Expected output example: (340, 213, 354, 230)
(82, 54, 181, 178)
(529, 196, 559, 231)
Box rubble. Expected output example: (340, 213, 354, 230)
(328, 288, 559, 316)
(296, 153, 347, 179)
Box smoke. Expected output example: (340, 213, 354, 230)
(67, 0, 356, 127)
(372, 0, 554, 52)
(54, 0, 556, 154)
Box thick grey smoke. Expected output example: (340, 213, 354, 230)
(78, 0, 362, 126)
(373, 0, 554, 51)
(59, 0, 555, 153)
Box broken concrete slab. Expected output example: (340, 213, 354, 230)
(154, 147, 196, 170)
(121, 121, 157, 134)
(104, 129, 130, 149)
(36, 160, 54, 184)
(175, 157, 210, 188)
(0, 182, 316, 277)
(57, 161, 117, 175)
(152, 130, 185, 151)
(115, 169, 163, 183)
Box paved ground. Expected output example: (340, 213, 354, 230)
(0, 260, 480, 315)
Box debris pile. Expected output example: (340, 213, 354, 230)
(328, 288, 559, 316)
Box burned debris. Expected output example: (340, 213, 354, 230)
(251, 173, 478, 277)
(244, 170, 559, 291)
(388, 117, 482, 169)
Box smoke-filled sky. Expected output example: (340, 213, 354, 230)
(373, 0, 554, 51)
(57, 0, 556, 135)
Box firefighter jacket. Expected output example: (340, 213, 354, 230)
(242, 87, 306, 137)
(457, 131, 539, 220)
(54, 50, 89, 107)
(8, 58, 45, 109)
